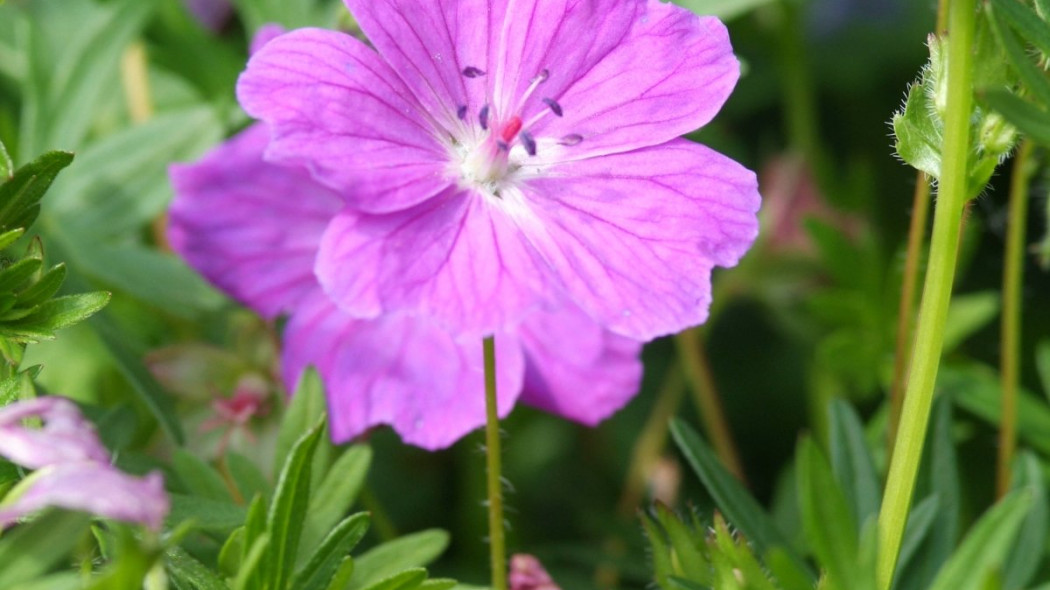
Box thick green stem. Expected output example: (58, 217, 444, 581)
(997, 139, 1034, 497)
(888, 174, 931, 454)
(877, 1, 975, 588)
(675, 328, 746, 483)
(483, 336, 507, 590)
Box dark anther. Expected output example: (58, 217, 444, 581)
(520, 131, 537, 156)
(542, 98, 563, 117)
(559, 134, 583, 146)
(536, 69, 550, 82)
(479, 105, 490, 130)
(497, 140, 510, 152)
(462, 66, 486, 78)
(457, 105, 468, 120)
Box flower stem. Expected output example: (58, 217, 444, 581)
(997, 139, 1035, 497)
(675, 328, 746, 483)
(483, 335, 507, 590)
(888, 174, 931, 453)
(877, 1, 975, 588)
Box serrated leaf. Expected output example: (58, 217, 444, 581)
(928, 492, 1031, 590)
(300, 444, 372, 560)
(894, 83, 942, 178)
(292, 512, 370, 590)
(669, 419, 814, 581)
(642, 514, 677, 588)
(1003, 453, 1047, 590)
(0, 151, 72, 232)
(653, 504, 709, 584)
(362, 568, 429, 590)
(0, 510, 92, 587)
(943, 291, 1000, 353)
(991, 0, 1050, 58)
(165, 546, 227, 590)
(796, 437, 859, 590)
(266, 419, 325, 590)
(349, 530, 450, 590)
(172, 449, 232, 503)
(983, 90, 1050, 145)
(828, 399, 880, 526)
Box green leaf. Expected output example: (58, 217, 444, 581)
(983, 90, 1050, 145)
(0, 228, 24, 251)
(0, 151, 73, 233)
(669, 419, 814, 581)
(672, 0, 777, 21)
(265, 419, 325, 590)
(763, 548, 813, 590)
(292, 512, 371, 590)
(0, 510, 92, 587)
(165, 546, 227, 590)
(167, 494, 247, 534)
(928, 492, 1031, 590)
(233, 533, 271, 590)
(946, 362, 1050, 455)
(0, 257, 42, 294)
(1002, 453, 1047, 590)
(325, 558, 356, 590)
(276, 367, 327, 472)
(218, 526, 246, 578)
(894, 495, 940, 587)
(1037, 340, 1050, 401)
(240, 493, 268, 589)
(89, 312, 184, 445)
(990, 0, 1050, 58)
(641, 512, 678, 588)
(361, 568, 429, 590)
(225, 451, 271, 505)
(0, 292, 109, 342)
(300, 445, 372, 560)
(943, 291, 1000, 353)
(349, 530, 450, 590)
(986, 1, 1050, 106)
(0, 139, 11, 179)
(796, 437, 859, 590)
(172, 449, 232, 503)
(828, 399, 880, 526)
(418, 580, 457, 590)
(893, 83, 942, 178)
(14, 263, 66, 308)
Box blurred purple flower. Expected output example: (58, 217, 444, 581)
(0, 464, 168, 531)
(237, 0, 761, 342)
(509, 554, 561, 590)
(0, 397, 169, 530)
(169, 125, 643, 449)
(183, 0, 233, 32)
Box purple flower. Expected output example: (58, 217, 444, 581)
(509, 554, 561, 590)
(182, 0, 233, 32)
(169, 125, 643, 449)
(237, 0, 761, 341)
(0, 464, 168, 531)
(0, 397, 169, 530)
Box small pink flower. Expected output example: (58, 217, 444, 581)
(0, 396, 109, 469)
(509, 554, 561, 590)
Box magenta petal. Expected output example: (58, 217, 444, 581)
(316, 189, 551, 337)
(536, 2, 738, 161)
(281, 295, 525, 450)
(0, 397, 110, 469)
(519, 306, 642, 425)
(0, 464, 168, 530)
(237, 28, 454, 212)
(525, 139, 760, 340)
(169, 124, 343, 318)
(343, 0, 493, 120)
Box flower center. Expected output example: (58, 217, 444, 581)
(448, 67, 582, 199)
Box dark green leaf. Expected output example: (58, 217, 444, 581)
(0, 291, 109, 342)
(946, 363, 1050, 455)
(0, 510, 92, 587)
(349, 530, 450, 590)
(165, 546, 227, 590)
(167, 494, 247, 534)
(300, 445, 372, 560)
(1003, 453, 1047, 590)
(0, 151, 72, 232)
(828, 399, 880, 526)
(986, 2, 1050, 106)
(172, 449, 232, 503)
(362, 568, 429, 590)
(0, 139, 11, 179)
(225, 451, 270, 505)
(796, 437, 858, 589)
(991, 0, 1050, 58)
(983, 90, 1050, 145)
(928, 492, 1031, 590)
(266, 419, 325, 590)
(293, 512, 370, 590)
(669, 419, 813, 581)
(15, 263, 66, 307)
(1037, 340, 1050, 401)
(0, 257, 41, 294)
(894, 495, 940, 587)
(0, 228, 24, 250)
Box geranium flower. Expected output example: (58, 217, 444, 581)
(237, 0, 761, 341)
(169, 124, 642, 449)
(509, 554, 561, 590)
(0, 397, 169, 530)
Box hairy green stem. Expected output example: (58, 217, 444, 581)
(889, 174, 931, 454)
(877, 1, 975, 587)
(997, 139, 1034, 497)
(675, 328, 746, 483)
(483, 335, 507, 590)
